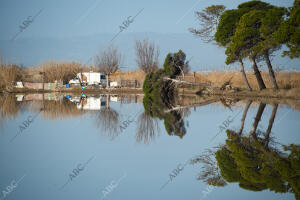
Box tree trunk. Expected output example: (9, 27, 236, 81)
(106, 74, 109, 89)
(264, 104, 278, 147)
(239, 59, 252, 91)
(78, 71, 83, 86)
(238, 100, 252, 135)
(106, 94, 110, 108)
(249, 56, 266, 90)
(264, 51, 278, 90)
(248, 103, 266, 137)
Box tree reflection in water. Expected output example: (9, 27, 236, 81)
(142, 93, 189, 139)
(136, 112, 160, 144)
(95, 95, 120, 140)
(193, 102, 300, 200)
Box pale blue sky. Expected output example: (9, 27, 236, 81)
(0, 0, 294, 39)
(0, 0, 297, 69)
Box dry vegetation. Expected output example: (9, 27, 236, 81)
(0, 64, 23, 90)
(135, 39, 159, 73)
(108, 69, 300, 91)
(191, 70, 300, 90)
(110, 69, 146, 87)
(0, 94, 23, 119)
(0, 56, 299, 97)
(24, 61, 94, 83)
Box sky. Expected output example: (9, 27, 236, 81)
(0, 0, 294, 39)
(0, 0, 297, 70)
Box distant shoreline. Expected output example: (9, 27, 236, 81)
(0, 88, 144, 94)
(2, 87, 300, 101)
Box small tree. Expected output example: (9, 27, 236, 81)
(95, 45, 122, 88)
(135, 39, 159, 73)
(163, 50, 190, 79)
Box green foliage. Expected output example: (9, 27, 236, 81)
(215, 130, 300, 198)
(274, 0, 300, 58)
(215, 9, 244, 46)
(205, 5, 226, 16)
(163, 50, 188, 78)
(215, 0, 272, 47)
(225, 10, 265, 61)
(215, 146, 242, 182)
(143, 69, 165, 96)
(237, 1, 271, 10)
(216, 0, 290, 70)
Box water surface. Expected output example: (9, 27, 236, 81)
(0, 93, 299, 200)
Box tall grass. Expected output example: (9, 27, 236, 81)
(0, 94, 23, 119)
(0, 64, 23, 90)
(110, 69, 146, 86)
(109, 69, 300, 90)
(192, 70, 300, 90)
(25, 61, 93, 84)
(1, 58, 299, 91)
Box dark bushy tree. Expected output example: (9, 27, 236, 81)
(274, 0, 300, 59)
(227, 10, 267, 90)
(142, 50, 190, 138)
(254, 7, 287, 89)
(215, 1, 291, 90)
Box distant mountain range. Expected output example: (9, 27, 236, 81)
(0, 32, 298, 72)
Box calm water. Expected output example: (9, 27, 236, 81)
(0, 93, 299, 200)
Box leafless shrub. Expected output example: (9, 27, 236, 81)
(95, 45, 122, 88)
(189, 5, 226, 43)
(190, 148, 227, 186)
(135, 39, 159, 73)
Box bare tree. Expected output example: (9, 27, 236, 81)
(190, 148, 227, 186)
(95, 45, 122, 88)
(189, 5, 226, 43)
(136, 112, 160, 144)
(135, 39, 159, 73)
(96, 103, 120, 140)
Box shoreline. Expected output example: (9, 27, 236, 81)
(178, 88, 300, 100)
(0, 88, 144, 95)
(1, 87, 300, 101)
